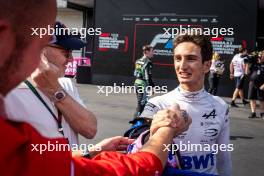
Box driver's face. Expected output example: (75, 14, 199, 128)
(174, 42, 211, 91)
(146, 48, 154, 58)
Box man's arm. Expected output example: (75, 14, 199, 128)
(141, 104, 190, 165)
(0, 117, 160, 176)
(32, 57, 97, 139)
(242, 57, 248, 75)
(0, 101, 190, 176)
(140, 127, 176, 166)
(229, 62, 234, 79)
(54, 94, 97, 138)
(244, 63, 249, 75)
(73, 107, 191, 175)
(73, 128, 174, 176)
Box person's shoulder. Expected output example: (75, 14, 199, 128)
(208, 94, 228, 110)
(137, 56, 145, 61)
(6, 82, 29, 99)
(140, 91, 175, 118)
(207, 95, 230, 124)
(232, 54, 239, 61)
(148, 89, 176, 105)
(135, 57, 144, 64)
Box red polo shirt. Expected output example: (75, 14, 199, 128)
(0, 118, 163, 176)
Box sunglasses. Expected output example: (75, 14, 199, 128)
(47, 44, 73, 59)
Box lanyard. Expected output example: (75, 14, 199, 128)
(24, 80, 64, 136)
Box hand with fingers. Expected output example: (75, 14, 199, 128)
(150, 104, 192, 137)
(88, 136, 135, 158)
(230, 74, 234, 80)
(31, 54, 62, 96)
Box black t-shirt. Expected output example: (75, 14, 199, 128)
(255, 63, 264, 87)
(249, 64, 259, 81)
(251, 62, 264, 87)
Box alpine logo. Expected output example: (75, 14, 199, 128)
(202, 109, 217, 119)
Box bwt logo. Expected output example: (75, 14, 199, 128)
(181, 153, 215, 170)
(150, 34, 173, 49)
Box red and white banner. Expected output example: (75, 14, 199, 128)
(65, 57, 91, 76)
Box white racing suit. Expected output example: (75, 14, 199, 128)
(139, 87, 232, 176)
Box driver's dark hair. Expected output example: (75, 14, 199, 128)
(173, 34, 213, 63)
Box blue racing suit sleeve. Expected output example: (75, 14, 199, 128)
(139, 99, 161, 118)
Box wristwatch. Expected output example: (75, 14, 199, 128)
(51, 89, 67, 102)
(82, 149, 91, 159)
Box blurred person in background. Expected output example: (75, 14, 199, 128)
(208, 52, 225, 95)
(230, 47, 249, 107)
(133, 45, 155, 120)
(246, 50, 264, 118)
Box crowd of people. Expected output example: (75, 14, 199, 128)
(208, 48, 264, 119)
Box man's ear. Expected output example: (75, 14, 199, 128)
(0, 20, 15, 67)
(203, 60, 212, 73)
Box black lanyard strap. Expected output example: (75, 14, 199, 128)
(24, 80, 64, 136)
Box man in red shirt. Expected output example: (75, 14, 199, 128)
(0, 0, 191, 176)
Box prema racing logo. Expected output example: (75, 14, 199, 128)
(150, 34, 173, 56)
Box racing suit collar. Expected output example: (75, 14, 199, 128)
(176, 86, 206, 102)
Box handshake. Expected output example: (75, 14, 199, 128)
(137, 104, 192, 167)
(150, 104, 192, 137)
